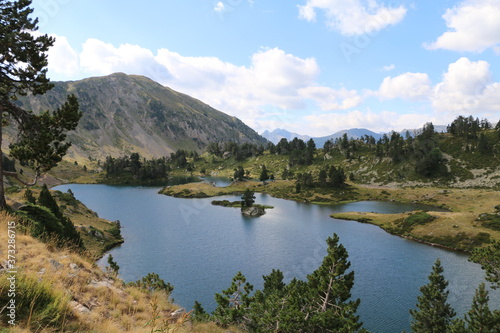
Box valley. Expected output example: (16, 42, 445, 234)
(2, 73, 500, 332)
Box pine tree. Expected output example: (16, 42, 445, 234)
(465, 283, 498, 332)
(23, 188, 36, 204)
(247, 269, 288, 332)
(241, 189, 255, 208)
(38, 184, 63, 219)
(470, 241, 500, 289)
(410, 259, 456, 333)
(0, 0, 81, 209)
(305, 138, 316, 164)
(305, 233, 365, 332)
(260, 164, 269, 183)
(107, 254, 120, 276)
(478, 133, 491, 155)
(38, 184, 83, 248)
(192, 301, 209, 322)
(212, 271, 254, 328)
(234, 166, 245, 181)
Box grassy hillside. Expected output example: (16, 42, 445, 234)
(4, 181, 123, 258)
(12, 73, 266, 163)
(187, 129, 500, 189)
(0, 213, 241, 332)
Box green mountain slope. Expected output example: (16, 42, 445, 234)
(14, 73, 266, 161)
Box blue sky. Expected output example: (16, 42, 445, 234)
(31, 0, 500, 136)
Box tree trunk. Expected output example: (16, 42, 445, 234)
(0, 108, 7, 210)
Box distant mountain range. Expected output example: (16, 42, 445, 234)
(261, 128, 384, 146)
(15, 73, 266, 161)
(261, 126, 449, 147)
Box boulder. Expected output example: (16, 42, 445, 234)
(241, 206, 266, 217)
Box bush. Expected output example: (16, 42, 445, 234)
(478, 213, 500, 231)
(397, 211, 435, 233)
(56, 190, 78, 207)
(16, 204, 64, 239)
(129, 273, 174, 296)
(0, 274, 69, 328)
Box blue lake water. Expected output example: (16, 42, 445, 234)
(54, 184, 499, 333)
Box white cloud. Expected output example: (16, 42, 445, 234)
(299, 86, 362, 110)
(214, 2, 226, 13)
(372, 57, 500, 117)
(298, 0, 407, 36)
(381, 64, 395, 72)
(44, 38, 500, 137)
(432, 57, 500, 114)
(426, 0, 500, 53)
(50, 39, 361, 129)
(298, 3, 316, 22)
(79, 39, 169, 80)
(47, 34, 79, 78)
(377, 72, 432, 101)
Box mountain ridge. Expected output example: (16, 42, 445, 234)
(261, 128, 384, 146)
(14, 73, 267, 161)
(261, 126, 450, 146)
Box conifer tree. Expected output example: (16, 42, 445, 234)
(38, 184, 83, 248)
(0, 0, 81, 209)
(212, 271, 254, 328)
(192, 301, 209, 322)
(305, 138, 316, 164)
(470, 240, 500, 289)
(38, 184, 63, 219)
(260, 164, 269, 183)
(465, 283, 498, 332)
(410, 259, 456, 333)
(241, 189, 255, 208)
(234, 166, 245, 181)
(106, 254, 120, 276)
(247, 269, 288, 332)
(304, 233, 365, 332)
(23, 188, 36, 204)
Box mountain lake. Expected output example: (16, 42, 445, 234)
(54, 181, 499, 333)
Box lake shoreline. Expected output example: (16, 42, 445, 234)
(52, 183, 498, 333)
(159, 179, 500, 252)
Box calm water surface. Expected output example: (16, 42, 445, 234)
(54, 184, 499, 333)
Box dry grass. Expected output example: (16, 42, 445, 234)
(331, 186, 500, 250)
(0, 212, 239, 333)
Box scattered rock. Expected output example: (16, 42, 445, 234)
(49, 259, 63, 271)
(170, 308, 186, 319)
(70, 301, 91, 314)
(88, 229, 105, 239)
(89, 278, 114, 288)
(69, 263, 79, 271)
(38, 268, 46, 275)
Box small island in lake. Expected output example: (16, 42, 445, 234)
(212, 189, 273, 217)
